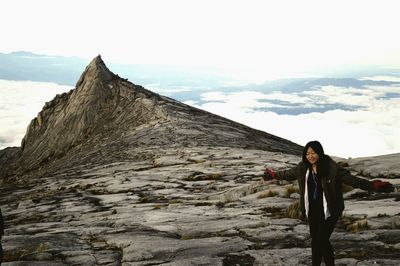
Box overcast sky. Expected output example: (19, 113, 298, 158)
(1, 0, 400, 82)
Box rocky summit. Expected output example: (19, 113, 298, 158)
(0, 56, 400, 265)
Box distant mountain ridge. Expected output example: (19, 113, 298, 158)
(0, 51, 228, 88)
(0, 51, 87, 85)
(0, 56, 302, 179)
(1, 51, 399, 90)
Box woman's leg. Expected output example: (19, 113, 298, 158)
(319, 216, 338, 266)
(309, 217, 323, 266)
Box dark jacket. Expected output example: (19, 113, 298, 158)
(276, 157, 373, 219)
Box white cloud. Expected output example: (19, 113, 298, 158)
(261, 92, 313, 105)
(201, 91, 272, 108)
(360, 76, 400, 82)
(145, 84, 192, 96)
(200, 91, 310, 109)
(302, 86, 379, 107)
(0, 79, 72, 149)
(191, 84, 400, 158)
(183, 100, 198, 106)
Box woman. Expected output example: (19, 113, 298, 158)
(263, 140, 394, 266)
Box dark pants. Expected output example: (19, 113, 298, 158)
(0, 239, 2, 265)
(309, 213, 338, 266)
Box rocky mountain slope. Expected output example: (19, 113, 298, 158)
(0, 56, 301, 179)
(0, 57, 399, 265)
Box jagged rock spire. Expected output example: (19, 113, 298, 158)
(17, 55, 166, 171)
(75, 55, 115, 88)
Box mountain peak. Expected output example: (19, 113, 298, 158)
(87, 54, 106, 71)
(75, 55, 115, 88)
(12, 56, 169, 173)
(92, 54, 104, 63)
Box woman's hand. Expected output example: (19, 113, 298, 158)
(263, 168, 276, 181)
(372, 180, 395, 193)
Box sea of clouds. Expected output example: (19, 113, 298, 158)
(185, 78, 400, 158)
(0, 79, 72, 149)
(1, 77, 399, 158)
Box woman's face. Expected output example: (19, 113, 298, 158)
(306, 147, 320, 165)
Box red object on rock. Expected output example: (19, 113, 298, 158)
(372, 180, 394, 193)
(263, 168, 276, 181)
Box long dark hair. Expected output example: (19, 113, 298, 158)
(302, 140, 330, 177)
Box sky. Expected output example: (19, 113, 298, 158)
(1, 0, 400, 81)
(1, 0, 400, 158)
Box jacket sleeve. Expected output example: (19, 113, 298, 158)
(275, 163, 301, 181)
(338, 166, 373, 191)
(0, 208, 4, 236)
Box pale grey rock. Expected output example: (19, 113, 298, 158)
(335, 258, 359, 266)
(160, 256, 223, 266)
(343, 198, 400, 217)
(341, 153, 400, 179)
(391, 216, 400, 229)
(243, 248, 311, 265)
(290, 192, 300, 199)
